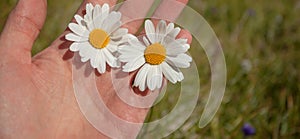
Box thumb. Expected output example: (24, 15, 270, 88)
(0, 0, 47, 64)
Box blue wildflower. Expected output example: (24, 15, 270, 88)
(242, 123, 256, 136)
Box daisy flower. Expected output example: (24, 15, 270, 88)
(118, 20, 192, 91)
(65, 3, 130, 73)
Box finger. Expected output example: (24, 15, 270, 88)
(152, 0, 188, 23)
(118, 0, 155, 34)
(0, 0, 47, 63)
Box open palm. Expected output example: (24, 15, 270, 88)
(0, 0, 191, 138)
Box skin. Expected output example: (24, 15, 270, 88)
(0, 0, 192, 138)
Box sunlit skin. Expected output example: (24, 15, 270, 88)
(0, 0, 192, 138)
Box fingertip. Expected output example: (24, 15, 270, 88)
(0, 0, 48, 63)
(177, 29, 192, 44)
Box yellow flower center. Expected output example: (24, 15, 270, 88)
(144, 43, 166, 65)
(89, 29, 110, 49)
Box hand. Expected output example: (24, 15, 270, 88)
(0, 0, 192, 138)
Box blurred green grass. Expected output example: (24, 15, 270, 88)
(1, 0, 300, 138)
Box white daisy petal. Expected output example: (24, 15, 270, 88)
(103, 12, 121, 33)
(168, 27, 181, 38)
(102, 3, 110, 14)
(86, 3, 94, 13)
(183, 43, 190, 50)
(146, 65, 160, 91)
(116, 34, 137, 44)
(166, 54, 192, 68)
(86, 21, 95, 31)
(166, 23, 174, 34)
(119, 53, 143, 63)
(128, 37, 147, 50)
(145, 20, 156, 43)
(118, 46, 143, 62)
(74, 14, 84, 26)
(97, 50, 106, 73)
(143, 36, 150, 46)
(106, 44, 118, 53)
(68, 23, 88, 37)
(108, 21, 122, 34)
(161, 62, 183, 84)
(91, 50, 100, 68)
(147, 65, 163, 90)
(134, 64, 150, 91)
(93, 5, 102, 28)
(165, 40, 189, 56)
(103, 48, 118, 67)
(69, 42, 81, 52)
(85, 3, 94, 22)
(79, 44, 96, 60)
(111, 28, 128, 40)
(123, 55, 145, 72)
(81, 56, 89, 63)
(65, 33, 88, 42)
(156, 66, 163, 88)
(156, 20, 167, 43)
(119, 44, 144, 56)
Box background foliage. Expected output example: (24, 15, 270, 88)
(1, 0, 299, 138)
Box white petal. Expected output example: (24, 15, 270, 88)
(118, 45, 143, 62)
(145, 20, 156, 43)
(156, 20, 167, 43)
(111, 28, 128, 40)
(166, 23, 174, 34)
(86, 21, 95, 31)
(156, 66, 163, 88)
(118, 45, 144, 62)
(147, 65, 157, 91)
(166, 54, 192, 68)
(123, 55, 145, 72)
(65, 33, 88, 42)
(106, 43, 118, 53)
(119, 52, 143, 63)
(86, 3, 94, 13)
(128, 37, 146, 51)
(81, 56, 89, 63)
(117, 34, 137, 45)
(91, 50, 100, 68)
(168, 27, 181, 38)
(103, 48, 118, 67)
(143, 36, 150, 46)
(134, 64, 150, 91)
(181, 43, 190, 51)
(146, 65, 162, 91)
(161, 62, 183, 84)
(93, 5, 102, 28)
(85, 3, 94, 22)
(103, 12, 121, 33)
(68, 23, 88, 37)
(97, 50, 106, 73)
(108, 21, 121, 34)
(79, 44, 96, 60)
(69, 42, 81, 52)
(165, 40, 189, 56)
(102, 3, 110, 15)
(74, 14, 84, 26)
